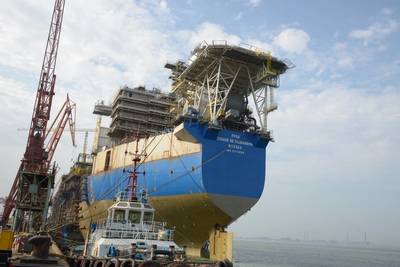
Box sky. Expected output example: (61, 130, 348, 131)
(0, 0, 399, 247)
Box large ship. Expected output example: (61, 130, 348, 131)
(78, 41, 291, 260)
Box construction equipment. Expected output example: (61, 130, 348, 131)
(6, 96, 75, 233)
(17, 128, 94, 163)
(1, 0, 69, 233)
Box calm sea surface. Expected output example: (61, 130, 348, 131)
(233, 239, 400, 267)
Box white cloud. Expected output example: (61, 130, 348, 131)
(179, 23, 275, 57)
(273, 28, 310, 54)
(349, 29, 373, 39)
(247, 0, 262, 7)
(336, 56, 353, 69)
(0, 75, 35, 126)
(180, 22, 242, 49)
(381, 7, 393, 16)
(333, 42, 354, 69)
(0, 2, 50, 73)
(244, 38, 273, 53)
(159, 0, 168, 10)
(268, 85, 400, 183)
(348, 19, 399, 45)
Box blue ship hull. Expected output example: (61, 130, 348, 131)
(84, 121, 269, 249)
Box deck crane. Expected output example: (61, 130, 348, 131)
(1, 0, 70, 232)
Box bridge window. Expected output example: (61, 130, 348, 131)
(143, 211, 153, 223)
(114, 209, 125, 223)
(128, 211, 141, 224)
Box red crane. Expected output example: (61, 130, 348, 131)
(1, 0, 71, 232)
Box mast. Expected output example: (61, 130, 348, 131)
(127, 132, 148, 202)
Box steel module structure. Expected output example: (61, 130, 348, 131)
(166, 40, 294, 136)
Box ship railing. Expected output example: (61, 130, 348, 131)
(144, 221, 175, 241)
(143, 221, 166, 232)
(94, 222, 174, 241)
(102, 220, 165, 232)
(103, 229, 159, 240)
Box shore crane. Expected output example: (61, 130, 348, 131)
(1, 0, 72, 233)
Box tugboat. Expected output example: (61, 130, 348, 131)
(84, 135, 185, 264)
(84, 192, 184, 262)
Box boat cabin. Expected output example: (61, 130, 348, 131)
(87, 199, 179, 258)
(107, 200, 155, 227)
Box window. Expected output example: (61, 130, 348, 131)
(114, 209, 125, 223)
(104, 151, 111, 171)
(128, 211, 141, 224)
(143, 212, 153, 223)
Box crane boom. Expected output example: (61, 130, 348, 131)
(45, 95, 76, 165)
(24, 0, 66, 173)
(1, 0, 68, 231)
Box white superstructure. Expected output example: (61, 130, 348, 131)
(85, 196, 184, 261)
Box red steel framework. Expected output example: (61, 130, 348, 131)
(128, 137, 141, 202)
(127, 132, 149, 202)
(1, 0, 69, 229)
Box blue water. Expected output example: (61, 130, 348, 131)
(233, 239, 400, 267)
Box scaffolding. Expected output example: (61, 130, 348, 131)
(93, 86, 175, 143)
(47, 156, 92, 250)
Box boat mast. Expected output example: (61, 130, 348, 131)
(128, 136, 140, 201)
(128, 132, 148, 202)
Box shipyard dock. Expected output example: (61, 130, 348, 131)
(0, 1, 292, 266)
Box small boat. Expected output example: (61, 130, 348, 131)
(85, 192, 185, 262)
